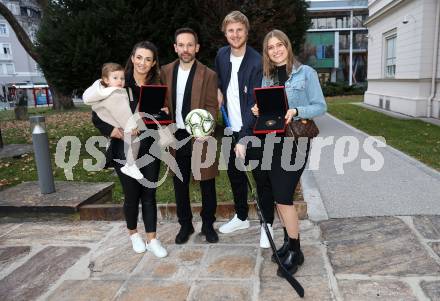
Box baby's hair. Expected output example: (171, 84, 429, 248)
(101, 62, 124, 87)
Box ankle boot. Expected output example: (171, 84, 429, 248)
(276, 237, 304, 277)
(271, 227, 289, 263)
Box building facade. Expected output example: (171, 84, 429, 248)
(364, 0, 440, 119)
(305, 0, 369, 85)
(0, 0, 45, 104)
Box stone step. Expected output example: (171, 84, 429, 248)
(79, 200, 308, 221)
(0, 181, 114, 214)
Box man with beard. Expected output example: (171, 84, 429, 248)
(215, 11, 275, 249)
(161, 28, 219, 244)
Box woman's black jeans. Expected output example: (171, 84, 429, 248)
(111, 136, 160, 233)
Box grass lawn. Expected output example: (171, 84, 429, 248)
(0, 105, 234, 203)
(326, 95, 440, 171)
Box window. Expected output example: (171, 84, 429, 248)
(353, 32, 368, 50)
(0, 23, 8, 37)
(385, 35, 396, 77)
(0, 63, 15, 75)
(326, 17, 336, 29)
(339, 31, 350, 50)
(0, 43, 12, 59)
(353, 14, 368, 28)
(3, 44, 11, 56)
(317, 18, 327, 29)
(5, 63, 14, 74)
(336, 15, 350, 28)
(310, 18, 318, 29)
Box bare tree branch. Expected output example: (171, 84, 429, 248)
(0, 2, 39, 62)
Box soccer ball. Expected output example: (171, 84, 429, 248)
(184, 109, 215, 137)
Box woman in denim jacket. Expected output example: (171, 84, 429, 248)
(251, 29, 326, 277)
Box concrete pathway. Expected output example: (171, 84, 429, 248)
(308, 113, 440, 218)
(0, 216, 439, 301)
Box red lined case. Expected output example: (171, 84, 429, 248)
(138, 85, 173, 125)
(253, 86, 288, 134)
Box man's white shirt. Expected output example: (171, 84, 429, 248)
(176, 66, 191, 129)
(226, 54, 244, 132)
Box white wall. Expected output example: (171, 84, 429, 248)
(368, 0, 395, 16)
(365, 0, 440, 118)
(367, 0, 425, 79)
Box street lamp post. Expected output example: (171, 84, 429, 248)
(30, 115, 55, 194)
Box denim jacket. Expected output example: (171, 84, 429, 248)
(261, 64, 327, 120)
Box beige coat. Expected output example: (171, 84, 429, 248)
(82, 79, 138, 132)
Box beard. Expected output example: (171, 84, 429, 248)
(227, 35, 247, 51)
(178, 52, 195, 63)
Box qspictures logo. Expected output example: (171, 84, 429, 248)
(54, 113, 387, 188)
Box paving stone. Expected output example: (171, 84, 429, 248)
(413, 215, 440, 239)
(0, 246, 30, 272)
(214, 222, 260, 245)
(261, 245, 326, 279)
(46, 280, 124, 301)
(0, 221, 113, 245)
(0, 246, 89, 301)
(156, 222, 186, 245)
(89, 224, 144, 278)
(189, 280, 252, 301)
(116, 280, 190, 301)
(132, 245, 206, 280)
(0, 223, 16, 237)
(420, 280, 440, 301)
(259, 276, 332, 301)
(429, 242, 440, 257)
(320, 217, 440, 275)
(272, 220, 321, 244)
(200, 246, 257, 279)
(338, 279, 418, 301)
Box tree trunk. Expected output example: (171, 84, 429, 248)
(51, 87, 74, 110)
(0, 127, 3, 148)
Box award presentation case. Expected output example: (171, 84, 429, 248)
(253, 86, 288, 134)
(138, 85, 173, 125)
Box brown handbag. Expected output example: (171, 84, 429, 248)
(285, 119, 319, 139)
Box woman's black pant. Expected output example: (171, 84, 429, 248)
(249, 136, 310, 210)
(111, 136, 160, 233)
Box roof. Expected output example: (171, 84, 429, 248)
(307, 0, 368, 11)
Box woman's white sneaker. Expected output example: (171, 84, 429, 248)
(121, 164, 143, 180)
(130, 233, 146, 253)
(146, 238, 168, 258)
(259, 224, 274, 248)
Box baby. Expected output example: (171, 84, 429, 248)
(83, 63, 143, 180)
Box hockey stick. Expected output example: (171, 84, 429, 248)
(221, 105, 304, 298)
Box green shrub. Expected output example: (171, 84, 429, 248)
(322, 81, 366, 97)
